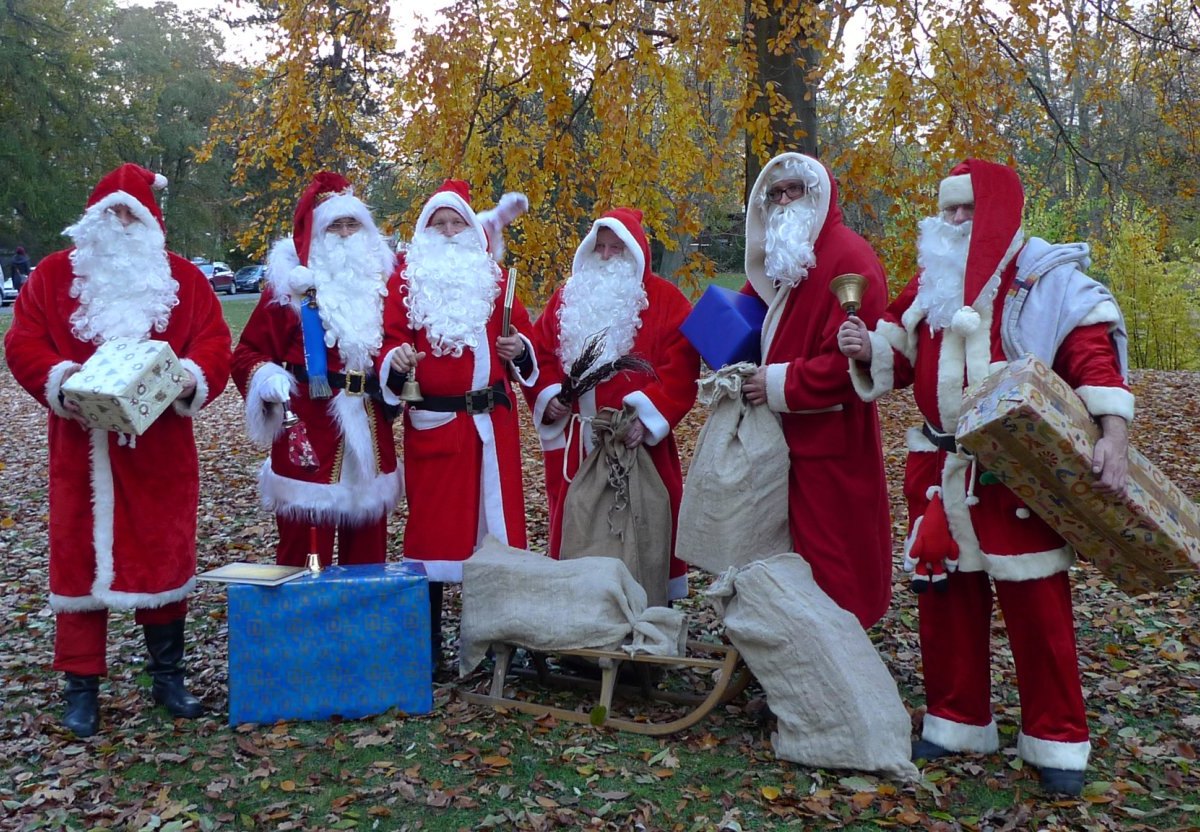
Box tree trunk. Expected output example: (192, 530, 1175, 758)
(743, 0, 821, 203)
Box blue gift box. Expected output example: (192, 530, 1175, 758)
(227, 562, 432, 725)
(681, 285, 768, 369)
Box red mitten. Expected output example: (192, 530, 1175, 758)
(905, 488, 959, 594)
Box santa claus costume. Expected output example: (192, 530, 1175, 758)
(849, 159, 1132, 791)
(527, 208, 700, 602)
(232, 172, 402, 566)
(743, 153, 893, 629)
(378, 180, 533, 654)
(4, 163, 231, 735)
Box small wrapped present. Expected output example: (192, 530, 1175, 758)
(61, 337, 185, 434)
(226, 562, 432, 724)
(956, 355, 1200, 595)
(680, 285, 767, 369)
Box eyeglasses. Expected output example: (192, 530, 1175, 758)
(327, 218, 363, 232)
(766, 183, 808, 204)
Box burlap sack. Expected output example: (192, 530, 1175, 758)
(676, 363, 791, 573)
(560, 406, 672, 607)
(459, 536, 687, 676)
(708, 554, 918, 779)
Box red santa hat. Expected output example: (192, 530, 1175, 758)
(941, 159, 1025, 310)
(413, 178, 529, 261)
(292, 171, 359, 267)
(572, 206, 652, 282)
(84, 163, 169, 232)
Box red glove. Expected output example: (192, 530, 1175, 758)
(905, 488, 959, 594)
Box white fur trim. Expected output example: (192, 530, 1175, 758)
(261, 460, 402, 524)
(1075, 386, 1135, 422)
(311, 192, 376, 238)
(764, 362, 790, 412)
(922, 713, 999, 754)
(245, 363, 295, 447)
(533, 384, 568, 451)
(409, 558, 465, 583)
(906, 426, 938, 452)
(46, 360, 82, 418)
(744, 153, 832, 304)
(623, 390, 669, 446)
(980, 547, 1074, 581)
(82, 191, 160, 232)
(511, 332, 539, 387)
(925, 485, 941, 500)
(266, 238, 302, 302)
(848, 331, 895, 402)
(414, 191, 488, 254)
(1017, 732, 1091, 771)
(171, 358, 209, 417)
(902, 515, 923, 572)
(152, 174, 168, 190)
(379, 346, 405, 407)
(573, 218, 646, 282)
(937, 174, 973, 210)
(1078, 300, 1121, 328)
(877, 319, 916, 365)
(49, 593, 108, 612)
(667, 573, 688, 602)
(329, 391, 380, 486)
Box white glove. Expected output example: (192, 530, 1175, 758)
(287, 265, 315, 295)
(259, 372, 293, 404)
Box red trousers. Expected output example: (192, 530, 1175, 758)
(274, 514, 388, 567)
(918, 570, 1091, 769)
(54, 600, 187, 676)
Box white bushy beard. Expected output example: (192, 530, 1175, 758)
(404, 228, 501, 358)
(65, 208, 178, 344)
(763, 199, 819, 288)
(557, 249, 647, 373)
(915, 216, 973, 332)
(308, 230, 390, 372)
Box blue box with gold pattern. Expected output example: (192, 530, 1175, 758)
(227, 562, 431, 724)
(680, 284, 768, 369)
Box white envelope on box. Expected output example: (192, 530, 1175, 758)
(61, 338, 186, 435)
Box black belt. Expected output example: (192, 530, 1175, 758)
(283, 362, 382, 398)
(922, 422, 959, 454)
(411, 380, 510, 415)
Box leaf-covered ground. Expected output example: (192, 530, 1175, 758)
(1, 306, 1198, 831)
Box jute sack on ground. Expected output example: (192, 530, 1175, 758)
(708, 554, 918, 779)
(676, 363, 791, 573)
(459, 536, 686, 676)
(560, 406, 672, 607)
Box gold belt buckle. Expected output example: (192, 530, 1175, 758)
(344, 370, 366, 396)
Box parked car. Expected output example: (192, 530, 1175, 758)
(198, 261, 236, 294)
(234, 264, 266, 293)
(2, 276, 17, 306)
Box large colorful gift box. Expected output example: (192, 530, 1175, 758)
(227, 562, 432, 724)
(956, 355, 1200, 595)
(61, 337, 185, 435)
(681, 285, 767, 369)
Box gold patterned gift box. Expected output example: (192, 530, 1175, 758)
(956, 355, 1200, 595)
(61, 337, 186, 435)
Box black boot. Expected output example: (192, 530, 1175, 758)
(143, 620, 204, 718)
(62, 673, 100, 737)
(1039, 766, 1085, 797)
(911, 738, 953, 763)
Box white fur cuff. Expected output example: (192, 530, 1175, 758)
(623, 390, 669, 446)
(764, 363, 790, 412)
(46, 360, 82, 418)
(848, 331, 895, 402)
(533, 384, 567, 451)
(245, 363, 295, 447)
(379, 346, 405, 406)
(1017, 732, 1091, 771)
(922, 713, 1000, 754)
(171, 358, 209, 417)
(510, 332, 539, 387)
(1076, 385, 1135, 422)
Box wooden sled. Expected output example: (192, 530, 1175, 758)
(461, 639, 752, 736)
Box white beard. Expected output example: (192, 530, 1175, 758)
(763, 199, 819, 288)
(915, 217, 973, 332)
(64, 208, 178, 344)
(307, 230, 390, 372)
(557, 250, 648, 373)
(403, 228, 501, 358)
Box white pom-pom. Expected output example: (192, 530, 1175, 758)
(965, 495, 980, 506)
(925, 485, 941, 500)
(1016, 507, 1031, 519)
(288, 265, 314, 294)
(951, 307, 981, 336)
(152, 174, 168, 190)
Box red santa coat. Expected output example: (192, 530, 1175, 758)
(379, 260, 537, 581)
(744, 153, 893, 628)
(527, 212, 700, 600)
(4, 249, 231, 612)
(851, 240, 1132, 580)
(230, 285, 402, 525)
